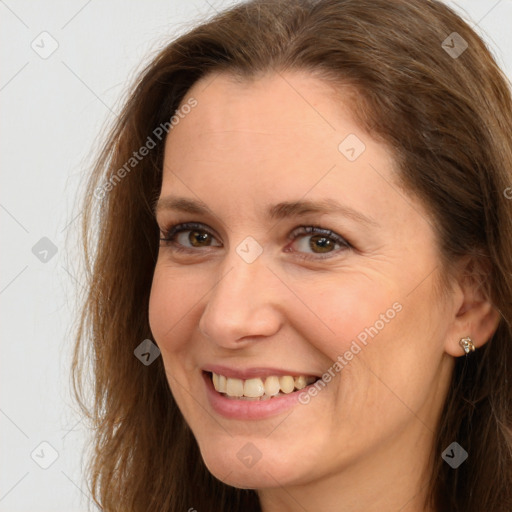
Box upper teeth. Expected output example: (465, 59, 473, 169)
(211, 372, 317, 398)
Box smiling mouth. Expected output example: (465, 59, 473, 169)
(205, 371, 320, 400)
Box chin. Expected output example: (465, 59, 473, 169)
(198, 439, 303, 490)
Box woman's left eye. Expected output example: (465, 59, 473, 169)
(286, 226, 351, 259)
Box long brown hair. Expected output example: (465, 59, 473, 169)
(72, 1, 512, 510)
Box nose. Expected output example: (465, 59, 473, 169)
(198, 251, 283, 348)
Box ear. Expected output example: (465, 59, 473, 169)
(444, 256, 501, 357)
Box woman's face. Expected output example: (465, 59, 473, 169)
(149, 71, 459, 493)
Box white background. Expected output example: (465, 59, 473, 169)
(1, 1, 510, 511)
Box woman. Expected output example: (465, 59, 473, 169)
(73, 0, 512, 510)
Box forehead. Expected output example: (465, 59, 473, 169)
(170, 71, 358, 149)
(163, 72, 385, 195)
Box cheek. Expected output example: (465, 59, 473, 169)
(148, 269, 171, 343)
(288, 271, 438, 420)
(148, 266, 207, 415)
(148, 265, 200, 354)
(288, 273, 401, 361)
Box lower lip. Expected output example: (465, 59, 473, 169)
(202, 372, 316, 420)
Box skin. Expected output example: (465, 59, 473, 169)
(148, 71, 499, 512)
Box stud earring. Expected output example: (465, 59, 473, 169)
(459, 336, 475, 355)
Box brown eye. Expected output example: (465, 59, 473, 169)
(159, 222, 222, 250)
(188, 230, 213, 247)
(309, 234, 336, 253)
(287, 225, 351, 259)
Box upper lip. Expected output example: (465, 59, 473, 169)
(202, 364, 320, 380)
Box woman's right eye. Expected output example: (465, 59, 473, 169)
(160, 222, 222, 250)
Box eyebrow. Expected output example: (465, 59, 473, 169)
(154, 196, 378, 227)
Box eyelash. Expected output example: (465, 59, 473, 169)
(159, 222, 352, 260)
